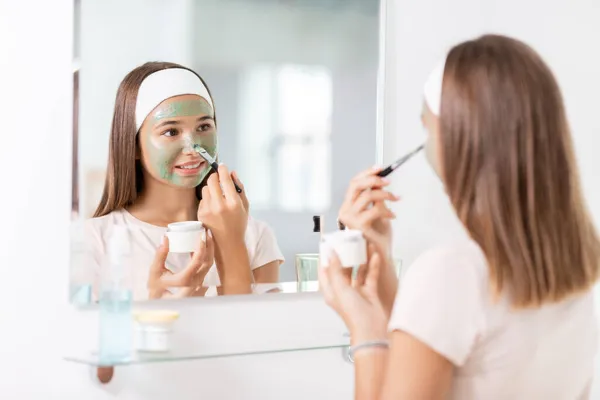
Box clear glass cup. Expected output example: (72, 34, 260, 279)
(295, 253, 320, 283)
(294, 254, 404, 289)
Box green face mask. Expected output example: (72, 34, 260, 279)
(141, 98, 217, 188)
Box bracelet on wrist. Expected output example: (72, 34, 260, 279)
(348, 339, 389, 362)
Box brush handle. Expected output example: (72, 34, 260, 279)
(377, 166, 394, 177)
(209, 162, 243, 193)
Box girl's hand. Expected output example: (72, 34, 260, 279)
(319, 244, 389, 345)
(338, 167, 399, 259)
(338, 167, 400, 318)
(147, 233, 214, 299)
(197, 164, 248, 245)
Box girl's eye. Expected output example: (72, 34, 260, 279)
(162, 129, 178, 137)
(198, 123, 213, 132)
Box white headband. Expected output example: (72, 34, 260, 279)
(135, 68, 213, 131)
(423, 61, 446, 116)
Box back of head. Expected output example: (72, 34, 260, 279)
(439, 34, 600, 308)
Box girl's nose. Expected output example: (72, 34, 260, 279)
(181, 135, 195, 154)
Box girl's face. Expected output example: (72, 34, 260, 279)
(421, 101, 442, 177)
(138, 94, 218, 189)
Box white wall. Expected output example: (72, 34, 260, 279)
(0, 0, 79, 397)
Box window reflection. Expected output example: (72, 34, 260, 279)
(239, 64, 332, 212)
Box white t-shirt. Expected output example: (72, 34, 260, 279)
(388, 240, 597, 400)
(85, 209, 284, 300)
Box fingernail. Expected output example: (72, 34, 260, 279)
(207, 229, 213, 239)
(381, 178, 390, 184)
(372, 165, 382, 171)
(201, 230, 206, 243)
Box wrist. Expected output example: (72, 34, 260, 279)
(214, 234, 246, 253)
(214, 242, 253, 295)
(349, 326, 388, 346)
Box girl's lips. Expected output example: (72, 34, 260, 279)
(173, 160, 205, 176)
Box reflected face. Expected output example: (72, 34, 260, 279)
(138, 94, 218, 188)
(421, 101, 442, 177)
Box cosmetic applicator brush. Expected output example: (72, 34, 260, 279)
(377, 144, 424, 177)
(193, 144, 243, 193)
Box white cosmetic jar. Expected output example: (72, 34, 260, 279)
(320, 229, 367, 267)
(133, 310, 180, 353)
(165, 221, 204, 253)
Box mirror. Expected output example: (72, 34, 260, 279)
(70, 0, 383, 304)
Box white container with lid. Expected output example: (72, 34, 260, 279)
(165, 221, 204, 253)
(133, 310, 180, 353)
(319, 229, 367, 267)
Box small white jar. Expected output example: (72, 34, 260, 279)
(166, 221, 204, 253)
(320, 229, 367, 267)
(133, 310, 179, 353)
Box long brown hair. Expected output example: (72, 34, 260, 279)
(93, 62, 216, 218)
(440, 35, 600, 308)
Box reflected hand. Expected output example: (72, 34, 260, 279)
(147, 233, 214, 299)
(197, 164, 248, 245)
(319, 244, 388, 345)
(338, 167, 399, 259)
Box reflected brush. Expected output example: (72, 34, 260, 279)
(193, 144, 243, 193)
(377, 144, 424, 177)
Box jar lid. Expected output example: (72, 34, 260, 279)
(167, 221, 203, 232)
(133, 310, 180, 323)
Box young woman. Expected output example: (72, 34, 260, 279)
(86, 62, 284, 300)
(321, 35, 600, 399)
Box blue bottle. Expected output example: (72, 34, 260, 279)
(98, 225, 133, 365)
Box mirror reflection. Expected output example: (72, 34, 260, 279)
(70, 0, 382, 303)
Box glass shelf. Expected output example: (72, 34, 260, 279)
(64, 342, 350, 367)
(70, 281, 321, 307)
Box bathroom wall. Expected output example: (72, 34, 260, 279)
(2, 0, 600, 398)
